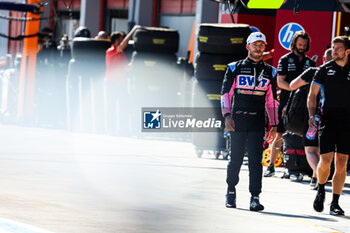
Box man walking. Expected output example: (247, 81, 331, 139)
(264, 31, 316, 177)
(221, 32, 278, 211)
(289, 48, 333, 189)
(308, 36, 350, 216)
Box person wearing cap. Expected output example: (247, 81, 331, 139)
(264, 31, 316, 178)
(221, 32, 279, 211)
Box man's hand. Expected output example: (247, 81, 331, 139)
(225, 115, 235, 132)
(308, 115, 315, 128)
(266, 126, 277, 143)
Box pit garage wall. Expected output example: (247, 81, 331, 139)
(272, 10, 350, 67)
(80, 0, 103, 37)
(56, 0, 130, 38)
(158, 0, 197, 58)
(273, 10, 333, 67)
(221, 10, 349, 67)
(159, 15, 195, 59)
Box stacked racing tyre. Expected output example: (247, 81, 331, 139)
(193, 23, 251, 159)
(66, 38, 110, 133)
(129, 27, 182, 136)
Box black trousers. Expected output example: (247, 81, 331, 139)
(226, 114, 265, 196)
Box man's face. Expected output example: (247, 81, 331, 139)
(332, 42, 349, 61)
(247, 41, 266, 60)
(294, 37, 308, 55)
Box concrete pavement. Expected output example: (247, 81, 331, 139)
(0, 125, 349, 233)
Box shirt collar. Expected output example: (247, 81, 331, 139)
(290, 51, 307, 62)
(245, 57, 264, 66)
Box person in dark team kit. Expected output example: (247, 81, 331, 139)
(221, 32, 279, 211)
(308, 36, 350, 216)
(264, 31, 316, 177)
(289, 48, 332, 189)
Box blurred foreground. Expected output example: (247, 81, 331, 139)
(0, 125, 349, 233)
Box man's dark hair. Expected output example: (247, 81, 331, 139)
(332, 36, 350, 50)
(290, 31, 310, 52)
(110, 31, 125, 45)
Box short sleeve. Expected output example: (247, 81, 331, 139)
(300, 68, 317, 83)
(277, 56, 287, 76)
(312, 67, 325, 86)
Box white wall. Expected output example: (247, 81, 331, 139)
(111, 18, 128, 33)
(159, 15, 195, 58)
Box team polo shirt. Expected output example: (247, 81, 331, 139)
(313, 60, 350, 117)
(278, 52, 316, 104)
(300, 67, 319, 83)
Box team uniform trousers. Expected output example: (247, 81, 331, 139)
(227, 114, 265, 196)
